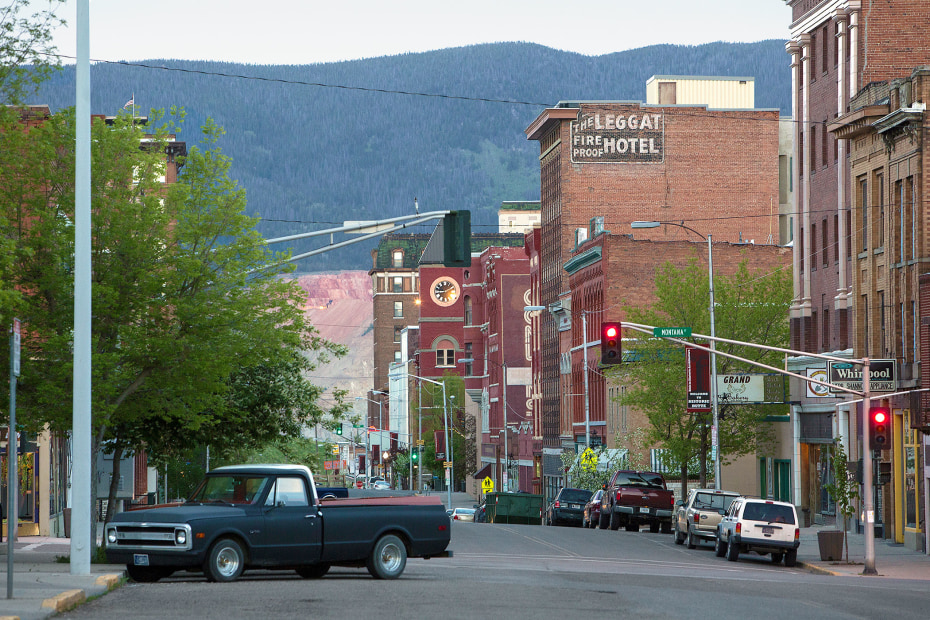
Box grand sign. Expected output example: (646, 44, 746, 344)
(571, 108, 665, 164)
(828, 360, 896, 394)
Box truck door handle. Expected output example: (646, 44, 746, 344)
(304, 514, 317, 519)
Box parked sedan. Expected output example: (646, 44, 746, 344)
(583, 489, 604, 528)
(547, 488, 593, 527)
(451, 507, 476, 522)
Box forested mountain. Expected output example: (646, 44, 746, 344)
(31, 40, 790, 272)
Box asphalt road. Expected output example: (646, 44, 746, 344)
(59, 521, 929, 620)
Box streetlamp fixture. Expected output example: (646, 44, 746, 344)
(407, 374, 453, 509)
(630, 221, 721, 490)
(355, 394, 384, 488)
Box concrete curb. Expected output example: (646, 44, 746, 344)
(40, 588, 86, 613)
(798, 561, 841, 576)
(95, 573, 124, 589)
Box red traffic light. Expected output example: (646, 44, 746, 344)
(872, 410, 887, 424)
(605, 326, 618, 339)
(869, 406, 891, 451)
(601, 321, 622, 365)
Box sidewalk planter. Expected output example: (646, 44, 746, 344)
(817, 529, 844, 561)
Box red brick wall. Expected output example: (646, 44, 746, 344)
(858, 1, 930, 85)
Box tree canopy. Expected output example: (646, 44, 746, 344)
(0, 0, 65, 105)
(616, 258, 792, 493)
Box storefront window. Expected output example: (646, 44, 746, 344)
(903, 410, 920, 531)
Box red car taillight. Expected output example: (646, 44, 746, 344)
(794, 528, 800, 541)
(554, 500, 561, 508)
(693, 513, 700, 524)
(736, 522, 742, 534)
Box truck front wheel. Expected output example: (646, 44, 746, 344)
(367, 534, 407, 579)
(204, 538, 246, 582)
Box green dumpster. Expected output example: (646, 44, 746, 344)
(484, 492, 544, 525)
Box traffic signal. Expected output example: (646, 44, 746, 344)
(334, 423, 343, 436)
(869, 406, 891, 451)
(601, 321, 622, 365)
(411, 448, 419, 463)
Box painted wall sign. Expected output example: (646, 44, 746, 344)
(570, 108, 665, 164)
(806, 367, 830, 398)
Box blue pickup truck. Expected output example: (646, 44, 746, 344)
(105, 464, 451, 582)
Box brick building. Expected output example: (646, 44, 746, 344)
(525, 84, 783, 499)
(562, 226, 793, 498)
(830, 66, 930, 550)
(784, 0, 930, 537)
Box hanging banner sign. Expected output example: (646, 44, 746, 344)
(12, 318, 21, 377)
(686, 344, 711, 411)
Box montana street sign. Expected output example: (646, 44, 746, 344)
(653, 326, 692, 338)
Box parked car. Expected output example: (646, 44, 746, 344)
(715, 497, 800, 566)
(547, 488, 593, 527)
(583, 489, 604, 528)
(105, 464, 452, 582)
(673, 488, 740, 548)
(599, 470, 674, 533)
(451, 507, 476, 522)
(372, 480, 391, 490)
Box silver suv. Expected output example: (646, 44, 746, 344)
(673, 488, 740, 548)
(715, 497, 800, 566)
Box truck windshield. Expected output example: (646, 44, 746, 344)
(189, 475, 270, 505)
(614, 473, 663, 488)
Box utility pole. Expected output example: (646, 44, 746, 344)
(582, 311, 590, 449)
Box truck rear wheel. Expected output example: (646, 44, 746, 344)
(598, 511, 609, 529)
(367, 534, 407, 579)
(609, 510, 621, 531)
(204, 538, 245, 582)
(649, 521, 660, 534)
(725, 539, 740, 562)
(784, 549, 797, 567)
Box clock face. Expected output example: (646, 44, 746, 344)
(431, 277, 460, 306)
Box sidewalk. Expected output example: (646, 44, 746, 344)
(796, 524, 930, 579)
(0, 537, 124, 620)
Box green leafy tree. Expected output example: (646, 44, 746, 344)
(1, 108, 345, 530)
(0, 0, 65, 104)
(617, 259, 791, 497)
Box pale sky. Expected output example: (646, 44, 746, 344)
(48, 0, 792, 65)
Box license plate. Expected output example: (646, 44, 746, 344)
(639, 507, 650, 514)
(570, 504, 581, 509)
(762, 526, 774, 535)
(133, 554, 150, 566)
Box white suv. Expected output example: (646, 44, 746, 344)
(715, 497, 800, 567)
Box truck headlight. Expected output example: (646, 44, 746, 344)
(175, 529, 187, 545)
(107, 530, 117, 544)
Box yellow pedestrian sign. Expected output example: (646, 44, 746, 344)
(482, 476, 494, 494)
(581, 448, 597, 470)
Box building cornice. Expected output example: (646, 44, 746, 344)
(563, 246, 602, 275)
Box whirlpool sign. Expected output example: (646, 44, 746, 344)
(827, 360, 896, 393)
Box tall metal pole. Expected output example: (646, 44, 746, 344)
(7, 322, 19, 598)
(582, 311, 590, 449)
(502, 362, 508, 491)
(862, 359, 876, 574)
(71, 0, 92, 576)
(418, 379, 422, 492)
(708, 234, 721, 490)
(442, 381, 452, 508)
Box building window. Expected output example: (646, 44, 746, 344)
(822, 25, 829, 74)
(436, 348, 455, 367)
(799, 132, 804, 174)
(877, 173, 884, 248)
(463, 343, 473, 376)
(810, 124, 817, 173)
(393, 327, 402, 343)
(394, 350, 402, 363)
(464, 296, 472, 325)
(834, 214, 839, 263)
(821, 119, 828, 168)
(811, 223, 817, 271)
(393, 301, 403, 318)
(862, 295, 869, 357)
(823, 309, 829, 350)
(799, 227, 805, 273)
(392, 277, 403, 293)
(822, 219, 828, 267)
(860, 178, 868, 251)
(834, 22, 840, 67)
(879, 291, 886, 355)
(392, 249, 404, 268)
(846, 210, 852, 260)
(809, 31, 816, 82)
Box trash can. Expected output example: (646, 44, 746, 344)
(485, 492, 544, 525)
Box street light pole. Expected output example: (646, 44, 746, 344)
(356, 395, 384, 488)
(408, 374, 453, 508)
(632, 221, 720, 489)
(582, 311, 590, 449)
